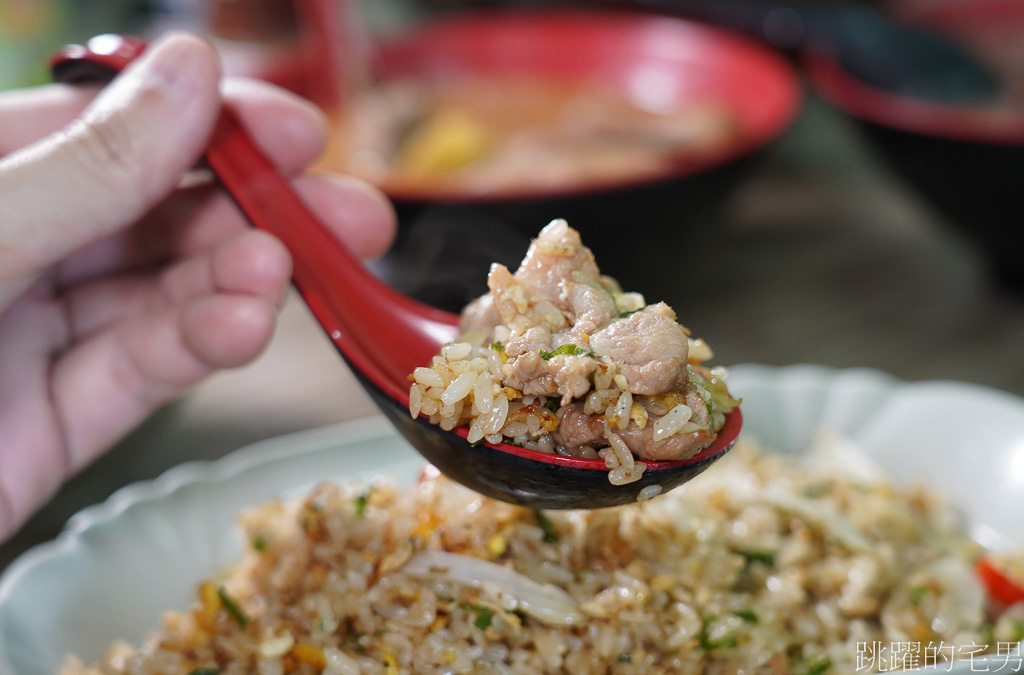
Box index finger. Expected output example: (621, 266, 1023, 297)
(0, 76, 328, 176)
(0, 84, 99, 155)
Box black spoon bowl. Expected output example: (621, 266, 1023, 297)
(51, 34, 741, 509)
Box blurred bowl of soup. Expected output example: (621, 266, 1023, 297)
(805, 0, 1024, 288)
(314, 9, 801, 305)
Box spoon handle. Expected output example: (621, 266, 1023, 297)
(52, 35, 455, 393)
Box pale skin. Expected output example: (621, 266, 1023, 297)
(0, 34, 397, 542)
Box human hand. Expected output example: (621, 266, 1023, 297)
(0, 34, 396, 541)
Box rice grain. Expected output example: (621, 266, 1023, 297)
(442, 373, 477, 406)
(653, 404, 693, 442)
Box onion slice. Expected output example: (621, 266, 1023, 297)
(758, 488, 872, 554)
(403, 551, 585, 627)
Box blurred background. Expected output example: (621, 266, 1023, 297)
(1, 0, 1023, 570)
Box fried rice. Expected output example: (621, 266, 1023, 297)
(409, 220, 740, 486)
(63, 436, 1024, 675)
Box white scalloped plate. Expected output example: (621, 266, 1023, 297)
(2, 365, 1023, 674)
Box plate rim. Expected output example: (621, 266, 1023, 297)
(0, 416, 404, 674)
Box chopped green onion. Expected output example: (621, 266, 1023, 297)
(355, 487, 374, 517)
(188, 669, 219, 675)
(618, 652, 633, 663)
(507, 608, 529, 622)
(909, 585, 930, 607)
(738, 550, 775, 566)
(705, 636, 738, 650)
(618, 309, 641, 318)
(699, 615, 738, 651)
(474, 608, 494, 630)
(543, 397, 559, 412)
(347, 631, 366, 653)
(534, 510, 559, 543)
(806, 658, 832, 675)
(539, 344, 595, 360)
(490, 341, 504, 352)
(733, 609, 758, 623)
(251, 533, 267, 552)
(460, 603, 495, 630)
(216, 586, 249, 628)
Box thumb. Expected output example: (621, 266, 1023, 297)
(0, 34, 222, 287)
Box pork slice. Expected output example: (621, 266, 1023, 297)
(552, 402, 606, 452)
(565, 281, 618, 336)
(551, 355, 600, 402)
(617, 390, 714, 461)
(505, 326, 552, 359)
(553, 392, 714, 461)
(488, 261, 569, 334)
(514, 219, 601, 308)
(502, 327, 557, 396)
(589, 303, 689, 395)
(503, 327, 598, 400)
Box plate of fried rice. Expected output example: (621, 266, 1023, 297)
(2, 364, 1024, 674)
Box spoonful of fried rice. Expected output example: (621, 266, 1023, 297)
(51, 35, 742, 509)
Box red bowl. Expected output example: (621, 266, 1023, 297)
(335, 9, 801, 310)
(368, 8, 802, 203)
(804, 0, 1024, 286)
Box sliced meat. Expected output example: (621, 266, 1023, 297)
(551, 355, 600, 403)
(505, 325, 552, 358)
(552, 402, 606, 451)
(564, 281, 618, 337)
(617, 423, 713, 461)
(514, 219, 601, 309)
(553, 392, 714, 461)
(503, 328, 598, 400)
(488, 262, 569, 334)
(589, 303, 689, 395)
(485, 220, 612, 340)
(617, 390, 714, 461)
(503, 327, 556, 395)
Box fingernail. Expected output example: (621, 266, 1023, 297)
(142, 33, 219, 103)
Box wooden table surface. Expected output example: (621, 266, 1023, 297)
(3, 93, 1023, 573)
